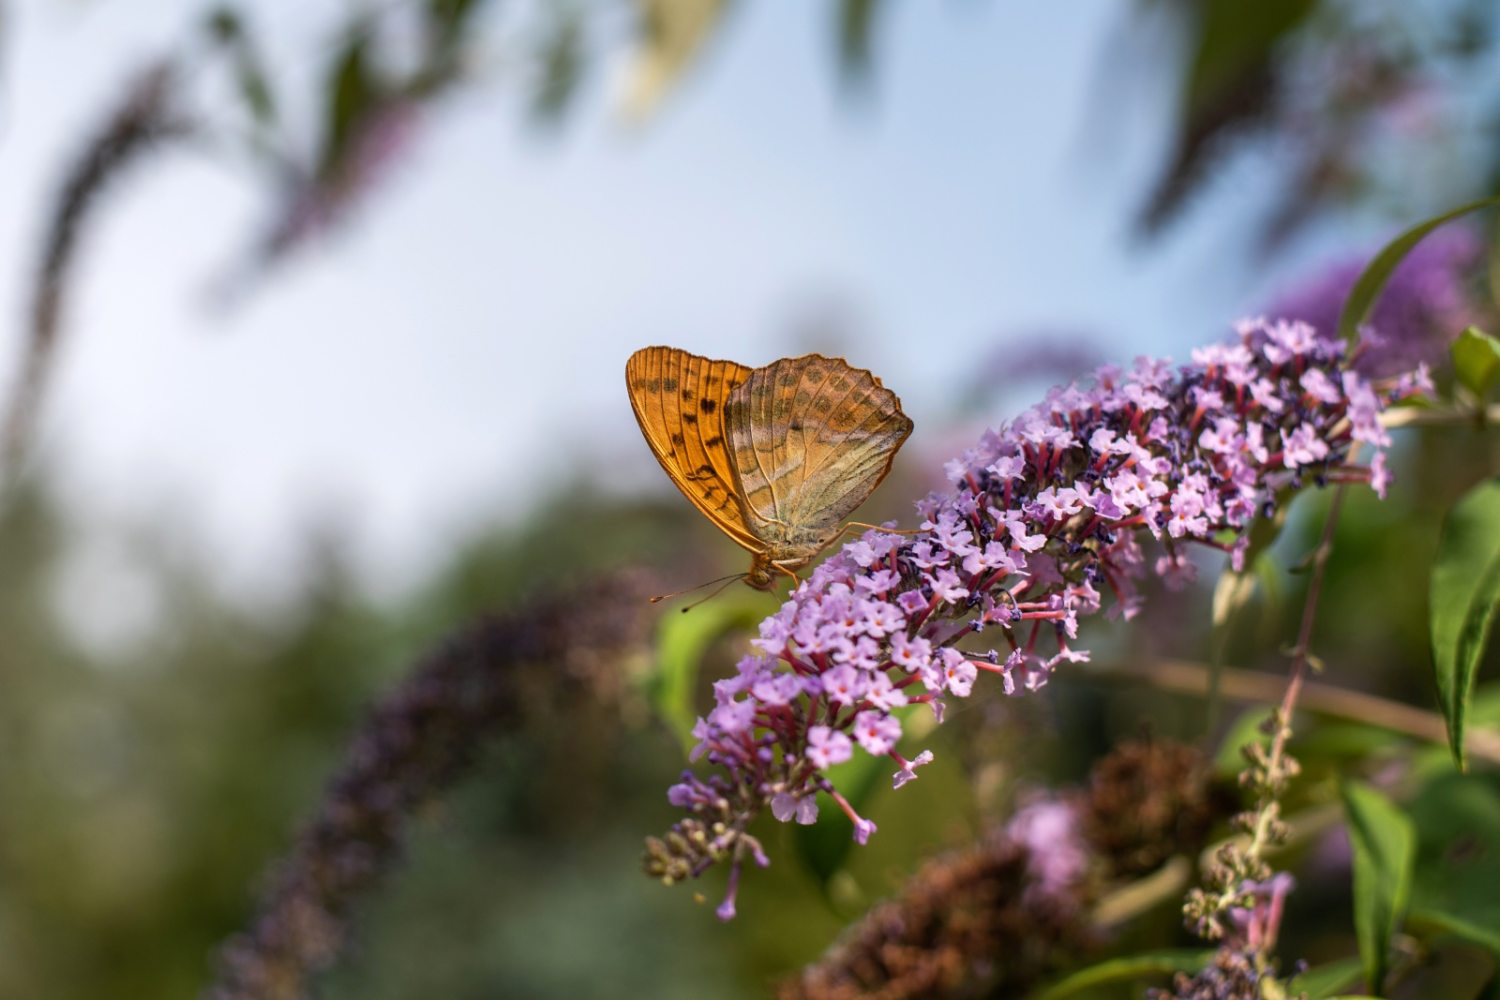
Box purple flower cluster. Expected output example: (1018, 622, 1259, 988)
(1268, 226, 1485, 377)
(644, 319, 1423, 918)
(1006, 796, 1090, 908)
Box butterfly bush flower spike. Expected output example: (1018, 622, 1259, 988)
(642, 318, 1423, 917)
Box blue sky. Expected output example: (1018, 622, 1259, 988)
(0, 1, 1362, 617)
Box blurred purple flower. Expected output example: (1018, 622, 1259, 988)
(1267, 227, 1486, 377)
(266, 99, 423, 259)
(1006, 797, 1089, 906)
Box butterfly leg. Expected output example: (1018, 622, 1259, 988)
(772, 561, 802, 587)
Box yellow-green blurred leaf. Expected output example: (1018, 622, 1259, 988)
(621, 0, 733, 121)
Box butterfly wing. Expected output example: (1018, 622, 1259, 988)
(725, 354, 913, 558)
(625, 346, 764, 553)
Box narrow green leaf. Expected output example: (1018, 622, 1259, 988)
(1452, 327, 1500, 400)
(836, 0, 882, 88)
(1338, 197, 1500, 345)
(204, 7, 276, 127)
(531, 10, 586, 122)
(1184, 0, 1317, 117)
(1341, 780, 1417, 994)
(1406, 771, 1500, 936)
(1410, 908, 1500, 955)
(419, 0, 487, 84)
(1290, 956, 1364, 999)
(1206, 568, 1258, 731)
(646, 592, 769, 750)
(1030, 949, 1213, 1000)
(1430, 477, 1500, 771)
(319, 31, 379, 178)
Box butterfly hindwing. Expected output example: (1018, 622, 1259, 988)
(625, 347, 762, 553)
(726, 354, 913, 553)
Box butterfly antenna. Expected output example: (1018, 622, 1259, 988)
(678, 574, 748, 613)
(648, 572, 746, 610)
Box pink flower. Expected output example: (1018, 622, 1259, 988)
(806, 726, 853, 769)
(852, 711, 902, 755)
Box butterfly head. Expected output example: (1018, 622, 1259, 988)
(747, 551, 807, 591)
(745, 562, 777, 591)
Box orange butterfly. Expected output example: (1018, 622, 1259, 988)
(626, 346, 914, 590)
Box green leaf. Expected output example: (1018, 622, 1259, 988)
(1141, 0, 1318, 232)
(531, 9, 586, 122)
(1341, 780, 1417, 994)
(1338, 197, 1500, 345)
(836, 0, 883, 88)
(1406, 770, 1500, 937)
(418, 0, 487, 87)
(1410, 909, 1500, 955)
(1290, 957, 1364, 999)
(1030, 949, 1213, 999)
(1430, 477, 1500, 771)
(204, 7, 276, 127)
(1452, 327, 1500, 400)
(1206, 565, 1261, 731)
(1183, 0, 1317, 119)
(319, 31, 379, 178)
(645, 591, 769, 751)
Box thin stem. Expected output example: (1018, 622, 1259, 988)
(1381, 402, 1500, 429)
(1186, 483, 1351, 938)
(1093, 658, 1500, 765)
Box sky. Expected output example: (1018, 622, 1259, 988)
(0, 1, 1353, 626)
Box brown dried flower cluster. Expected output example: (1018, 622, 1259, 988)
(781, 738, 1231, 1000)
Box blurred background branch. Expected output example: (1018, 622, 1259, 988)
(209, 571, 654, 1000)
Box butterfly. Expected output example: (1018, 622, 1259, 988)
(626, 346, 913, 590)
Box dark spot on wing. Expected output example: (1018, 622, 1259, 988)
(670, 432, 685, 446)
(700, 398, 717, 413)
(683, 413, 697, 425)
(704, 436, 723, 448)
(662, 377, 679, 393)
(681, 387, 695, 401)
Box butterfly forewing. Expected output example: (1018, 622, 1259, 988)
(625, 347, 762, 553)
(726, 355, 914, 555)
